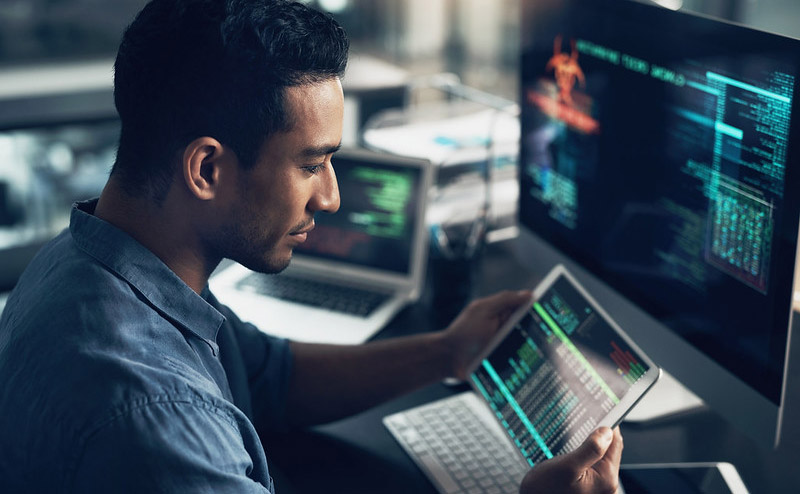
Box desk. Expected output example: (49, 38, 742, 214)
(265, 238, 800, 494)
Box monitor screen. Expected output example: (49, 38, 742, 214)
(519, 0, 800, 407)
(294, 153, 424, 275)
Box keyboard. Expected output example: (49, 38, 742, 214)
(384, 392, 529, 494)
(236, 273, 390, 317)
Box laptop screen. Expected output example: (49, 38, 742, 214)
(294, 152, 424, 275)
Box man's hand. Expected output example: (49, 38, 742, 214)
(520, 427, 623, 494)
(286, 289, 531, 426)
(440, 290, 533, 380)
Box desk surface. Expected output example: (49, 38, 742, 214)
(266, 238, 800, 494)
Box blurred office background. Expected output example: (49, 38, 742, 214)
(2, 0, 800, 93)
(0, 0, 798, 294)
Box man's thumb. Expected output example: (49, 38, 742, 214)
(568, 427, 614, 470)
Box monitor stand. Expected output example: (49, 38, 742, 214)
(624, 370, 705, 423)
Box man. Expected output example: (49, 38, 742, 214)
(0, 0, 622, 492)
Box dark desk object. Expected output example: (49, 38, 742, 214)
(265, 238, 800, 494)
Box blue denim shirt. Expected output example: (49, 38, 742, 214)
(0, 200, 292, 493)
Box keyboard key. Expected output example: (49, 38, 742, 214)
(417, 452, 460, 493)
(237, 273, 390, 317)
(384, 392, 528, 494)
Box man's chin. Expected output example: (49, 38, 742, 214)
(235, 253, 292, 275)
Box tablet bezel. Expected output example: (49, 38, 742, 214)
(467, 263, 662, 457)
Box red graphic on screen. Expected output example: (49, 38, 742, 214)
(546, 35, 585, 107)
(527, 34, 600, 135)
(609, 340, 646, 383)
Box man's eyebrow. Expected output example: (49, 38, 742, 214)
(300, 143, 342, 158)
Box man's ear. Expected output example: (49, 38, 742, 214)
(181, 136, 233, 200)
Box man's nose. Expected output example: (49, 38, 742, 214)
(311, 164, 340, 214)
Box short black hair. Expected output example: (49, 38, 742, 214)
(111, 0, 349, 200)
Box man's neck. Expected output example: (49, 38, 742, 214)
(94, 180, 220, 294)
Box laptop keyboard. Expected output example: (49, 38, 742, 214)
(384, 392, 529, 494)
(236, 273, 391, 317)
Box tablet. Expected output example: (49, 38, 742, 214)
(619, 462, 750, 494)
(467, 264, 661, 466)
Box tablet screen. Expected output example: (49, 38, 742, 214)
(470, 270, 657, 466)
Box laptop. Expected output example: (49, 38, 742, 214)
(210, 148, 433, 344)
(383, 265, 661, 493)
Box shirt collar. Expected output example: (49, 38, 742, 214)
(69, 199, 224, 352)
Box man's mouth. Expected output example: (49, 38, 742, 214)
(290, 221, 315, 238)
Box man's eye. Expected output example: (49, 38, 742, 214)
(303, 164, 324, 175)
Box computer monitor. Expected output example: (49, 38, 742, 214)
(518, 0, 800, 449)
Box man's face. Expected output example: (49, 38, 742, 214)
(217, 78, 343, 273)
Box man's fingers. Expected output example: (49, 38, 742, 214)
(567, 427, 614, 472)
(605, 427, 623, 470)
(475, 289, 533, 316)
(592, 427, 624, 481)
